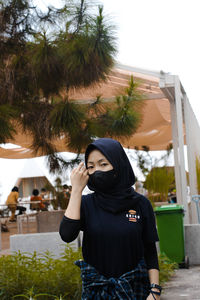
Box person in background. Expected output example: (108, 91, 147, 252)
(30, 189, 46, 211)
(40, 187, 47, 199)
(6, 186, 26, 222)
(59, 138, 161, 300)
(62, 184, 71, 208)
(40, 187, 49, 210)
(168, 188, 177, 204)
(63, 184, 70, 197)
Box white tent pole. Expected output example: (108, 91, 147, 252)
(168, 93, 182, 205)
(183, 93, 198, 223)
(160, 74, 189, 223)
(174, 76, 189, 223)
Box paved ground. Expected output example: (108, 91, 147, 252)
(0, 219, 18, 251)
(162, 265, 200, 299)
(0, 218, 37, 256)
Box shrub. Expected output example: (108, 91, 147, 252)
(0, 246, 82, 300)
(159, 253, 178, 285)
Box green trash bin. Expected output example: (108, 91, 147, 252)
(154, 204, 189, 268)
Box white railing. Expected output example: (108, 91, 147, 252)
(191, 195, 200, 224)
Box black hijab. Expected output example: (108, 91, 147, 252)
(85, 138, 140, 214)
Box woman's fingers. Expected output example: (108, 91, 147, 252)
(77, 162, 87, 173)
(71, 162, 83, 174)
(71, 162, 88, 179)
(70, 162, 89, 191)
(83, 169, 89, 177)
(77, 162, 84, 170)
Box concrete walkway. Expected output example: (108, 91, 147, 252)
(162, 265, 200, 299)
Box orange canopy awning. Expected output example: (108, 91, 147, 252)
(0, 64, 175, 159)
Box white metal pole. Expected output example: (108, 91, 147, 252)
(174, 76, 189, 223)
(183, 93, 198, 223)
(168, 96, 182, 205)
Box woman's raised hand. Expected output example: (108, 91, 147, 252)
(65, 162, 88, 219)
(70, 162, 89, 192)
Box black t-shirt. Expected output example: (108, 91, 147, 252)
(59, 192, 159, 278)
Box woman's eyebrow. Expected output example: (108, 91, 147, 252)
(98, 158, 107, 163)
(87, 158, 107, 164)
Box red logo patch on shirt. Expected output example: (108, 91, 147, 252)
(126, 209, 140, 222)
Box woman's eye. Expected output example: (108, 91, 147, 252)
(101, 163, 108, 167)
(87, 166, 93, 169)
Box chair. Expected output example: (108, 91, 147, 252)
(30, 201, 40, 211)
(0, 206, 10, 218)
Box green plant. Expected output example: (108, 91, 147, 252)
(158, 253, 178, 285)
(0, 247, 82, 300)
(13, 286, 50, 299)
(14, 286, 70, 299)
(196, 156, 200, 193)
(144, 166, 175, 202)
(48, 295, 69, 300)
(134, 144, 176, 203)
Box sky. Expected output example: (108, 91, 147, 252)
(0, 0, 198, 202)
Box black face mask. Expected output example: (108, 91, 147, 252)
(88, 169, 118, 193)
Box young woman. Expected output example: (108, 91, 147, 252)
(59, 138, 161, 299)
